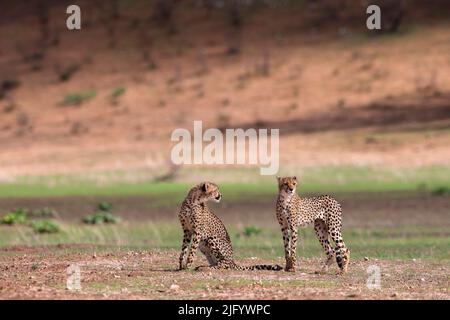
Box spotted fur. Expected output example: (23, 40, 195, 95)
(178, 182, 282, 271)
(276, 176, 350, 274)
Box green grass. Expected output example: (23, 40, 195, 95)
(0, 223, 448, 261)
(110, 87, 126, 99)
(0, 165, 449, 198)
(60, 90, 97, 106)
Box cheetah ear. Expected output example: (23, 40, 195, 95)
(202, 182, 209, 192)
(293, 176, 297, 181)
(276, 176, 281, 181)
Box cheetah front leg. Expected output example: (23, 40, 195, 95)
(288, 226, 298, 272)
(279, 225, 292, 271)
(179, 229, 192, 270)
(186, 232, 200, 269)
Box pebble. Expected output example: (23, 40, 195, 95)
(364, 257, 369, 261)
(169, 284, 180, 291)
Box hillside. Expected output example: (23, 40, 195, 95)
(0, 1, 449, 180)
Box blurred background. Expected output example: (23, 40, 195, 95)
(0, 0, 449, 262)
(0, 0, 449, 184)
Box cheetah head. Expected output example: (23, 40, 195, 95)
(276, 176, 298, 195)
(197, 181, 222, 203)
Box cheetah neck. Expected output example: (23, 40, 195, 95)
(278, 192, 295, 206)
(182, 198, 206, 215)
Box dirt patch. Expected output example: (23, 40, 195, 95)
(0, 246, 447, 300)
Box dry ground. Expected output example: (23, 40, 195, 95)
(0, 191, 448, 300)
(0, 246, 448, 300)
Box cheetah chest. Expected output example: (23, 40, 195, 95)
(279, 195, 294, 223)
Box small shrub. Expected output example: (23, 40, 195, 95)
(82, 212, 120, 225)
(31, 220, 60, 234)
(431, 186, 450, 196)
(98, 202, 113, 212)
(110, 87, 126, 106)
(242, 225, 262, 237)
(61, 90, 97, 106)
(31, 207, 58, 218)
(111, 87, 126, 99)
(1, 208, 28, 225)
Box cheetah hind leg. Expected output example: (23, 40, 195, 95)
(314, 220, 334, 274)
(338, 248, 350, 275)
(195, 242, 234, 271)
(194, 242, 218, 271)
(334, 246, 350, 275)
(328, 223, 350, 275)
(199, 242, 218, 265)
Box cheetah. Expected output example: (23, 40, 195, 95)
(276, 176, 350, 274)
(178, 182, 282, 271)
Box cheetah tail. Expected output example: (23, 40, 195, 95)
(236, 264, 283, 271)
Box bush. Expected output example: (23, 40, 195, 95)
(61, 90, 97, 106)
(98, 202, 113, 212)
(82, 212, 120, 225)
(110, 87, 126, 106)
(242, 225, 262, 237)
(30, 220, 60, 234)
(31, 207, 58, 218)
(111, 87, 126, 99)
(1, 208, 28, 225)
(431, 186, 450, 196)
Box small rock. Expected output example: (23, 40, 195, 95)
(92, 253, 97, 259)
(364, 257, 369, 261)
(169, 284, 180, 291)
(420, 278, 425, 282)
(391, 292, 398, 297)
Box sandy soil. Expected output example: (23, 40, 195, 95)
(0, 246, 448, 300)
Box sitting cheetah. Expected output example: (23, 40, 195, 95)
(276, 176, 350, 274)
(178, 182, 282, 271)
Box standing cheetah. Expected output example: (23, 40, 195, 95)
(178, 182, 282, 271)
(276, 176, 350, 274)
